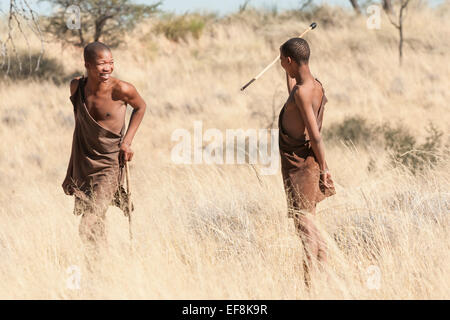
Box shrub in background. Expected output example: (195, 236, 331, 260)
(324, 116, 444, 174)
(154, 13, 212, 42)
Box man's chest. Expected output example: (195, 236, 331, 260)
(84, 93, 126, 121)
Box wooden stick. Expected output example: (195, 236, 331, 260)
(125, 161, 133, 247)
(240, 22, 317, 91)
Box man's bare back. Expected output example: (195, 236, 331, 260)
(281, 78, 324, 141)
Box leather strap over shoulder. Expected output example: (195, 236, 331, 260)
(69, 75, 84, 113)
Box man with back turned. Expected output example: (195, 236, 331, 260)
(278, 38, 336, 286)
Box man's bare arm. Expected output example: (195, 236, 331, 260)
(286, 71, 296, 94)
(69, 77, 82, 117)
(70, 77, 81, 96)
(118, 81, 147, 161)
(293, 86, 327, 171)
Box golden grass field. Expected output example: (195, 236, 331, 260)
(0, 3, 449, 299)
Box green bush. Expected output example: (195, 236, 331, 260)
(323, 116, 379, 145)
(154, 14, 209, 42)
(382, 123, 418, 171)
(324, 116, 444, 174)
(383, 122, 444, 174)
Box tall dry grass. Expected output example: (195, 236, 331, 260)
(0, 3, 449, 299)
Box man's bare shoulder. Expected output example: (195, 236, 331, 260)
(111, 77, 138, 102)
(70, 76, 83, 96)
(292, 82, 314, 106)
(111, 78, 136, 93)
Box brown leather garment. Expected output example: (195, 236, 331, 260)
(62, 76, 131, 216)
(278, 80, 336, 217)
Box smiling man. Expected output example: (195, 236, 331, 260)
(62, 42, 146, 253)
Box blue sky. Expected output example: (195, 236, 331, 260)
(0, 0, 446, 16)
(157, 0, 351, 14)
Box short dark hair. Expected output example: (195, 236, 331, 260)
(280, 38, 310, 65)
(83, 41, 111, 63)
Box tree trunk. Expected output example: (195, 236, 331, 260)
(78, 28, 85, 47)
(349, 0, 361, 14)
(383, 0, 393, 13)
(94, 15, 113, 42)
(399, 4, 404, 65)
(399, 25, 403, 65)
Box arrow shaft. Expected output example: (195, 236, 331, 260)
(241, 23, 316, 91)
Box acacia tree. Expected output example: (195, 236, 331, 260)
(0, 0, 45, 77)
(299, 0, 314, 10)
(238, 0, 251, 13)
(42, 0, 161, 47)
(385, 0, 411, 65)
(349, 0, 362, 14)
